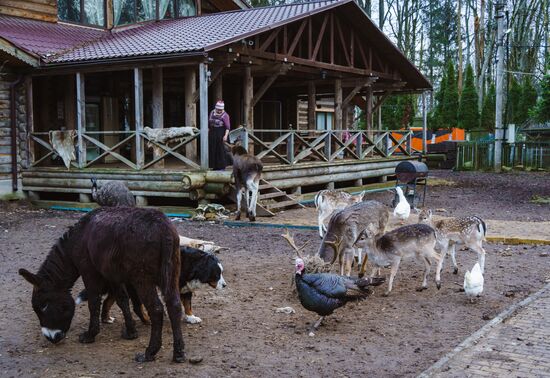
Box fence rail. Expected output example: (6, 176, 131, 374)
(456, 141, 550, 171)
(30, 127, 417, 170)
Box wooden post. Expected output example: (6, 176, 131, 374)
(422, 91, 427, 154)
(243, 66, 253, 153)
(134, 68, 144, 169)
(199, 62, 209, 169)
(76, 72, 86, 168)
(308, 81, 316, 130)
(334, 79, 342, 130)
(184, 68, 197, 162)
(25, 76, 34, 165)
(152, 67, 164, 167)
(287, 132, 294, 164)
(365, 85, 373, 139)
(213, 73, 223, 102)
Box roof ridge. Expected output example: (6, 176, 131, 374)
(191, 0, 346, 17)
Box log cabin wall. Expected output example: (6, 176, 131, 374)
(0, 0, 57, 22)
(0, 70, 29, 183)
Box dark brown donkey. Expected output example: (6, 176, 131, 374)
(19, 207, 185, 363)
(229, 144, 263, 221)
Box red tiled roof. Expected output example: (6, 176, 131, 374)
(0, 16, 107, 59)
(51, 0, 341, 63)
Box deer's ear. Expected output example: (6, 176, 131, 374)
(19, 269, 41, 287)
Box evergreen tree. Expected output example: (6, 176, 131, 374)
(529, 69, 550, 123)
(480, 83, 496, 131)
(441, 61, 459, 128)
(457, 64, 479, 131)
(429, 71, 447, 131)
(517, 77, 538, 124)
(506, 76, 522, 125)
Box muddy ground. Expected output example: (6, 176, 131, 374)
(1, 171, 550, 377)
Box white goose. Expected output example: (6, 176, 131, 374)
(393, 186, 410, 224)
(464, 262, 484, 301)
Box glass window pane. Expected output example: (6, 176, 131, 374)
(115, 0, 136, 25)
(326, 113, 333, 130)
(58, 0, 81, 23)
(137, 0, 156, 21)
(84, 0, 105, 26)
(177, 0, 196, 17)
(160, 0, 174, 19)
(316, 113, 325, 130)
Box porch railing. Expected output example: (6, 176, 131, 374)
(29, 128, 416, 170)
(231, 128, 417, 165)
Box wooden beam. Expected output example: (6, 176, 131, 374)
(199, 63, 209, 169)
(288, 19, 308, 56)
(184, 68, 197, 162)
(213, 73, 223, 101)
(334, 79, 342, 130)
(311, 14, 329, 61)
(342, 77, 376, 107)
(358, 40, 369, 70)
(243, 66, 254, 129)
(192, 65, 224, 103)
(134, 68, 144, 169)
(330, 13, 334, 64)
(283, 25, 288, 54)
(365, 85, 373, 139)
(335, 16, 351, 66)
(308, 18, 312, 59)
(76, 72, 86, 168)
(308, 81, 316, 130)
(260, 28, 280, 52)
(350, 30, 355, 67)
(251, 66, 287, 107)
(372, 91, 393, 112)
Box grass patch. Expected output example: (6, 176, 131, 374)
(530, 195, 550, 204)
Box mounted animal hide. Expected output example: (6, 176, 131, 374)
(49, 130, 77, 169)
(144, 126, 199, 158)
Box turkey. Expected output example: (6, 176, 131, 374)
(91, 178, 136, 207)
(294, 257, 384, 336)
(393, 186, 410, 224)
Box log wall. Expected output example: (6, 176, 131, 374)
(0, 0, 57, 22)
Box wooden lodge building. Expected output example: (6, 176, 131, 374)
(0, 0, 431, 211)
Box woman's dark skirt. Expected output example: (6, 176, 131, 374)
(208, 127, 229, 170)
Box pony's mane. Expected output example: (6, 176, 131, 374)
(37, 213, 92, 288)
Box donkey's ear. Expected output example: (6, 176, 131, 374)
(19, 268, 41, 287)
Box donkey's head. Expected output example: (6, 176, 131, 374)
(19, 268, 75, 344)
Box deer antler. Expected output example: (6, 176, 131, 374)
(324, 235, 343, 265)
(281, 229, 309, 258)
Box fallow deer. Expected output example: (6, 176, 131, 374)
(314, 189, 366, 238)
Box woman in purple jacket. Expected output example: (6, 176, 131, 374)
(208, 100, 230, 170)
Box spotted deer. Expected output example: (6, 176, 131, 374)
(318, 200, 390, 277)
(355, 223, 443, 296)
(418, 209, 487, 274)
(314, 189, 366, 238)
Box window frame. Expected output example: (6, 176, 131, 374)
(57, 0, 107, 29)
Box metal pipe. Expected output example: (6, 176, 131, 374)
(10, 75, 24, 192)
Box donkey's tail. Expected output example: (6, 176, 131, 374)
(160, 229, 181, 298)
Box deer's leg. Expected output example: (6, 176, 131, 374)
(318, 213, 325, 238)
(433, 247, 443, 290)
(449, 243, 459, 274)
(417, 256, 432, 291)
(474, 241, 486, 274)
(344, 248, 354, 277)
(359, 247, 370, 278)
(248, 177, 259, 221)
(370, 267, 378, 278)
(383, 258, 401, 296)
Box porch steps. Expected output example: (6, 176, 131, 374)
(257, 179, 305, 214)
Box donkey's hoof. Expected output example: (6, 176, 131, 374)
(453, 268, 459, 275)
(135, 352, 155, 363)
(101, 316, 115, 324)
(234, 213, 241, 221)
(121, 328, 138, 340)
(248, 215, 256, 222)
(436, 282, 442, 290)
(382, 291, 391, 297)
(416, 286, 428, 292)
(78, 332, 96, 344)
(172, 351, 186, 363)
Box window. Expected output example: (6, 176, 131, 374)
(113, 0, 196, 26)
(316, 112, 333, 131)
(58, 0, 105, 27)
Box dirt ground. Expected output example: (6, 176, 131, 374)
(1, 171, 550, 377)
